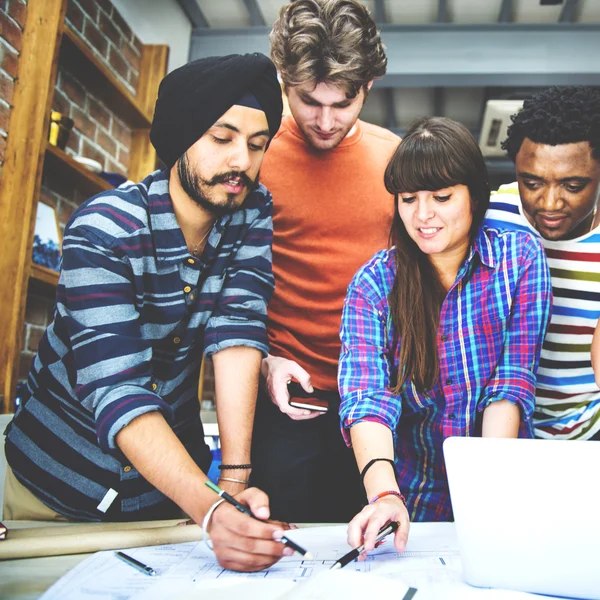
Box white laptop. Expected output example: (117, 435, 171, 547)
(443, 437, 600, 599)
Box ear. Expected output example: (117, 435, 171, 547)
(366, 80, 374, 91)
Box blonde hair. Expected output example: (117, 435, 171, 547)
(270, 0, 387, 98)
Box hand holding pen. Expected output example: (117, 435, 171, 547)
(205, 481, 312, 563)
(332, 521, 398, 569)
(346, 493, 411, 560)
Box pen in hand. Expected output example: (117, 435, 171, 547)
(331, 521, 399, 570)
(115, 551, 157, 576)
(204, 480, 312, 558)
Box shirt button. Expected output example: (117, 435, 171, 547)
(183, 286, 192, 293)
(187, 258, 195, 265)
(124, 466, 132, 473)
(173, 337, 181, 344)
(151, 383, 157, 391)
(448, 413, 456, 420)
(441, 334, 448, 341)
(189, 294, 194, 301)
(446, 378, 453, 385)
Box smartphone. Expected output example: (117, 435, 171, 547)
(287, 381, 329, 413)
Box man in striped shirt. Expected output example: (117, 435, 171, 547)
(485, 86, 600, 441)
(4, 54, 289, 572)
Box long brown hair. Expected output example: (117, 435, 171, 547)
(384, 117, 490, 394)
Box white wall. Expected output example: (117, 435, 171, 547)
(111, 0, 192, 72)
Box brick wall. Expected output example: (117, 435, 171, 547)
(19, 0, 142, 386)
(0, 0, 27, 175)
(66, 0, 142, 95)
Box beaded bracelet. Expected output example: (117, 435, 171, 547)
(369, 490, 406, 505)
(218, 464, 252, 470)
(218, 476, 249, 485)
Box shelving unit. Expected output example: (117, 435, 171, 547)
(45, 143, 113, 197)
(0, 0, 168, 412)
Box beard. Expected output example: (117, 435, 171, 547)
(176, 153, 260, 217)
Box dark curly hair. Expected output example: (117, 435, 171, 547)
(270, 0, 387, 98)
(502, 86, 600, 162)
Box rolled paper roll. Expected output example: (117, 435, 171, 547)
(0, 519, 202, 560)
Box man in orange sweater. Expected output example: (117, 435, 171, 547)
(251, 0, 400, 522)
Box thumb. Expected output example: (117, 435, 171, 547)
(239, 486, 271, 521)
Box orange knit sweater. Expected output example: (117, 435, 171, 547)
(261, 116, 400, 391)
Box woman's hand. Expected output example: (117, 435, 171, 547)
(347, 494, 410, 559)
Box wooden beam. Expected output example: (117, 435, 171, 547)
(176, 0, 210, 28)
(437, 0, 449, 23)
(243, 0, 266, 26)
(374, 0, 387, 24)
(0, 0, 67, 412)
(498, 0, 513, 23)
(559, 0, 579, 22)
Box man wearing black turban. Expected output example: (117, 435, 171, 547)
(5, 54, 286, 573)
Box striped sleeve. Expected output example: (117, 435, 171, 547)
(204, 192, 275, 357)
(338, 253, 402, 445)
(478, 233, 552, 424)
(58, 223, 172, 453)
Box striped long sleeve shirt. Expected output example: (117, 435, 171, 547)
(485, 183, 600, 439)
(5, 169, 274, 520)
(338, 225, 551, 521)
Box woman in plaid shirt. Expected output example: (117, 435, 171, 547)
(338, 117, 552, 556)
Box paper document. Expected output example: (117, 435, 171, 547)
(40, 523, 545, 600)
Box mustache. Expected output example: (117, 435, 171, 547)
(205, 171, 255, 188)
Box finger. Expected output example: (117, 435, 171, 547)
(279, 401, 313, 417)
(287, 409, 325, 420)
(347, 505, 375, 549)
(212, 527, 287, 558)
(394, 512, 411, 553)
(287, 365, 313, 393)
(238, 487, 271, 521)
(363, 512, 391, 552)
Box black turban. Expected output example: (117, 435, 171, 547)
(150, 53, 283, 168)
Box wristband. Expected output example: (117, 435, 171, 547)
(369, 490, 406, 506)
(360, 458, 395, 486)
(201, 498, 226, 551)
(218, 464, 252, 470)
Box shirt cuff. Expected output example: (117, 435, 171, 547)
(204, 316, 269, 358)
(95, 386, 174, 452)
(478, 365, 536, 421)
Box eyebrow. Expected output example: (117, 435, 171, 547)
(298, 92, 351, 108)
(212, 121, 270, 139)
(518, 172, 592, 183)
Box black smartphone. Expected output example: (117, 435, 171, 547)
(287, 381, 329, 413)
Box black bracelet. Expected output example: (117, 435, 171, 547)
(218, 463, 252, 470)
(360, 458, 395, 487)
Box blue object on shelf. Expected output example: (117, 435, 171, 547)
(99, 172, 128, 187)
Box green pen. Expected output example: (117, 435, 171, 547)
(205, 480, 312, 558)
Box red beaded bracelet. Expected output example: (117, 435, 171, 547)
(369, 490, 407, 505)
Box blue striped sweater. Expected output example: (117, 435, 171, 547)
(5, 169, 274, 520)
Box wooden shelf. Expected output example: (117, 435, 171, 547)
(59, 26, 152, 128)
(45, 143, 113, 197)
(30, 263, 59, 287)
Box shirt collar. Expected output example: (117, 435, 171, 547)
(145, 169, 231, 265)
(465, 225, 495, 270)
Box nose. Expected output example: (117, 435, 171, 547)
(227, 141, 251, 172)
(316, 107, 334, 132)
(540, 186, 564, 212)
(416, 198, 434, 222)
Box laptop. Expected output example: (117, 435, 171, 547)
(443, 437, 600, 599)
